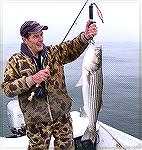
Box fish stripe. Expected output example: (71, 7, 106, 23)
(81, 44, 103, 143)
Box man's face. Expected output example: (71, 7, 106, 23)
(23, 31, 44, 56)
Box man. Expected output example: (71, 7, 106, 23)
(1, 20, 97, 150)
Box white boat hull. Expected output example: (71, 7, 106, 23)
(0, 111, 142, 150)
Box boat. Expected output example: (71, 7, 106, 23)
(0, 100, 141, 150)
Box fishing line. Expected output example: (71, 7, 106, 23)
(98, 122, 127, 150)
(92, 2, 104, 23)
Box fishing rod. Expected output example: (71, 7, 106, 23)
(61, 0, 89, 43)
(28, 1, 104, 101)
(28, 0, 90, 101)
(62, 1, 104, 43)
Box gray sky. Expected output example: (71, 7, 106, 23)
(2, 0, 141, 44)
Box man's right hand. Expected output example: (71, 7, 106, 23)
(32, 66, 50, 84)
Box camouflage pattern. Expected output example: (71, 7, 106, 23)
(1, 33, 88, 125)
(27, 113, 74, 150)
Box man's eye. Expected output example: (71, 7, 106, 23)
(34, 35, 39, 38)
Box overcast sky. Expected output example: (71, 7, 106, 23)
(2, 0, 141, 44)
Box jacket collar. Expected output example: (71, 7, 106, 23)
(20, 42, 47, 60)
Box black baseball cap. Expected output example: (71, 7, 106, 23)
(20, 21, 48, 37)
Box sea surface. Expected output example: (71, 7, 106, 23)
(0, 42, 141, 140)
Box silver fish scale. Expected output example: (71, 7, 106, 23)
(81, 44, 103, 144)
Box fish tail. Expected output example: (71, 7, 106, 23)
(81, 127, 97, 143)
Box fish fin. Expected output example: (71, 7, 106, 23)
(75, 76, 83, 87)
(79, 107, 88, 118)
(81, 127, 90, 141)
(81, 127, 96, 143)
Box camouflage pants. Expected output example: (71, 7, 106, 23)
(26, 113, 75, 150)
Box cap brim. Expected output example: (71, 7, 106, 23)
(41, 25, 48, 30)
(28, 25, 48, 33)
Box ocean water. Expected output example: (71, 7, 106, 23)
(0, 42, 141, 140)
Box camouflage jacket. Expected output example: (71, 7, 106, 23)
(1, 33, 89, 125)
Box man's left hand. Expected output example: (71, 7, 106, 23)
(84, 20, 98, 40)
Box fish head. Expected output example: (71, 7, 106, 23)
(83, 44, 102, 74)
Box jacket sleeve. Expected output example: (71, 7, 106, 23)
(1, 56, 32, 97)
(54, 32, 89, 65)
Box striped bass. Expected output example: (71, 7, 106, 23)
(76, 43, 103, 143)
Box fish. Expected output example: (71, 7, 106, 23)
(76, 43, 103, 143)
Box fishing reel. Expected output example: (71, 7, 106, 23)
(28, 83, 48, 101)
(34, 84, 48, 99)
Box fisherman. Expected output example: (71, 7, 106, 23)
(1, 20, 97, 150)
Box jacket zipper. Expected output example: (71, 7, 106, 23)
(46, 96, 53, 122)
(42, 56, 54, 122)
